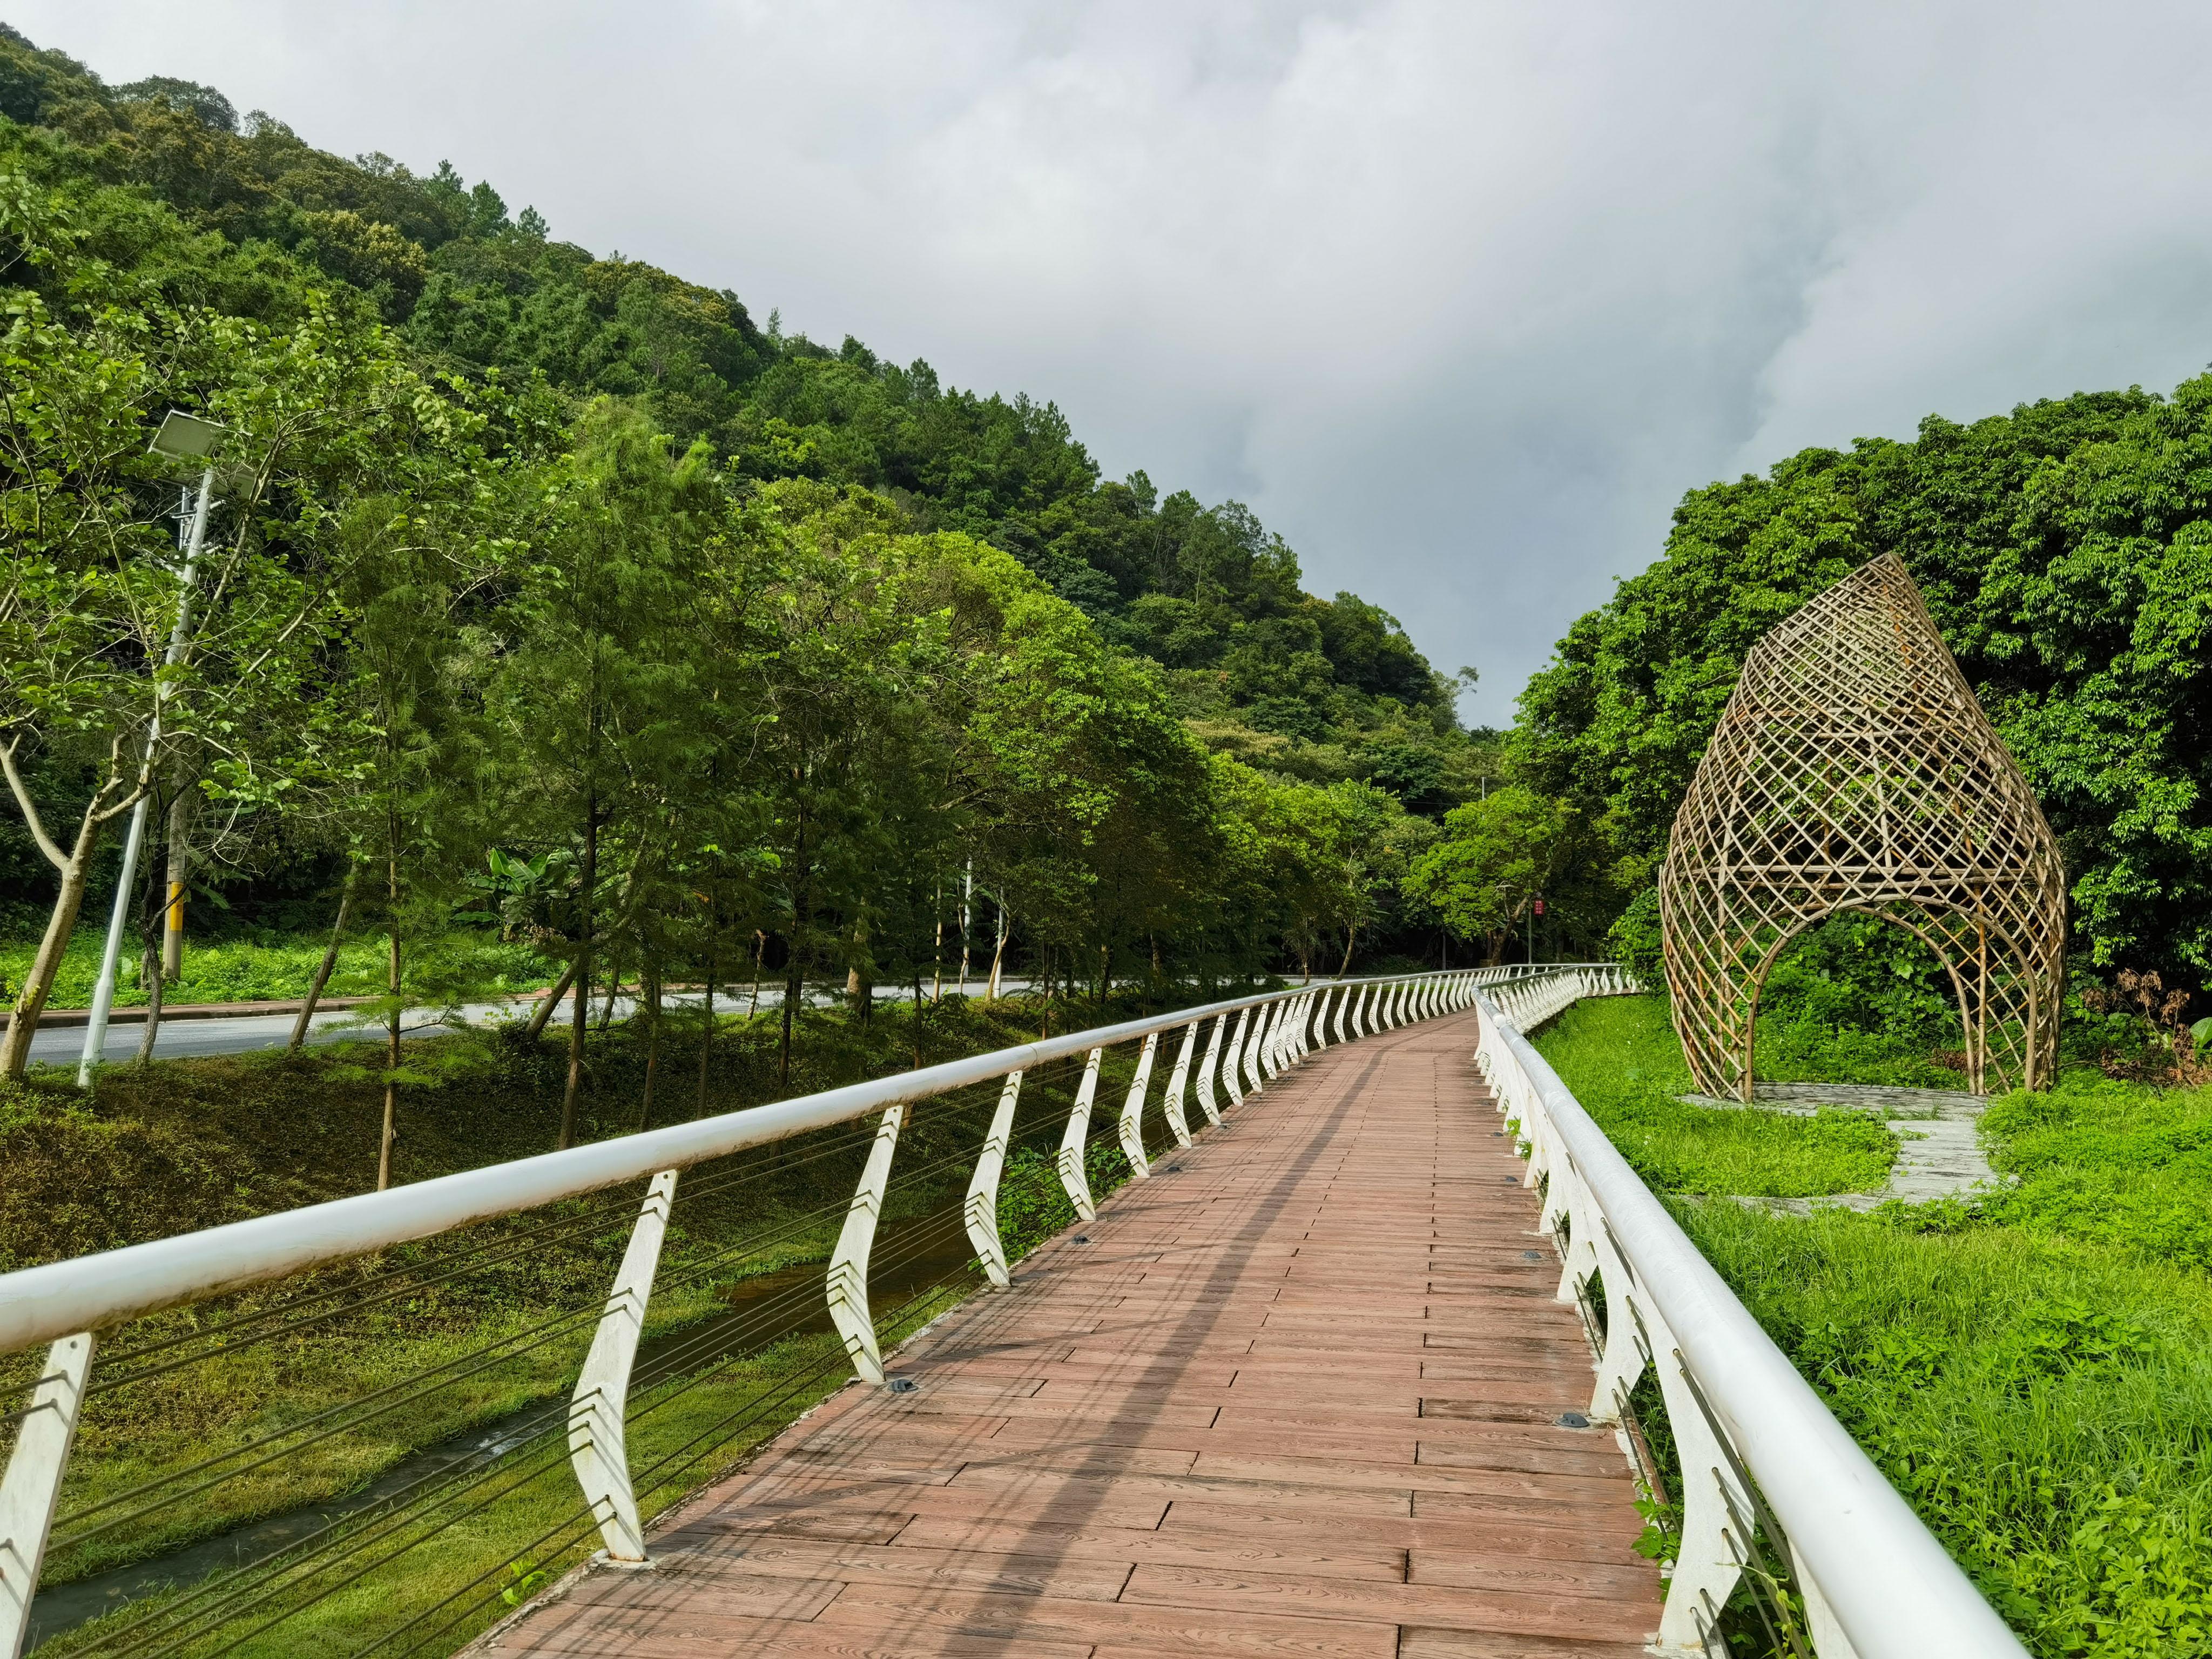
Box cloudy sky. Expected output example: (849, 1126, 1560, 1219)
(18, 2, 2212, 723)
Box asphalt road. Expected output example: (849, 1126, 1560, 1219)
(26, 978, 1042, 1067)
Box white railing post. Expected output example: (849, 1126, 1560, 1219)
(1162, 1022, 1198, 1147)
(828, 1105, 905, 1385)
(1220, 1008, 1250, 1107)
(1652, 1337, 1754, 1655)
(1275, 994, 1303, 1069)
(1554, 1166, 1601, 1305)
(1196, 1012, 1228, 1123)
(1118, 1031, 1158, 1178)
(1587, 1236, 1651, 1428)
(568, 1169, 677, 1563)
(1247, 1001, 1277, 1088)
(1260, 998, 1287, 1080)
(1057, 1047, 1105, 1220)
(1311, 986, 1334, 1048)
(0, 1331, 95, 1659)
(1333, 984, 1352, 1043)
(964, 1069, 1023, 1287)
(1355, 982, 1373, 1036)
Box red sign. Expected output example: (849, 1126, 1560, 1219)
(1533, 898, 1545, 916)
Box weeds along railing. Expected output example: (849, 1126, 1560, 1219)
(0, 969, 1479, 1659)
(1475, 971, 2027, 1659)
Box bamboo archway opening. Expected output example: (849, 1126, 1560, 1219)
(1658, 554, 2066, 1100)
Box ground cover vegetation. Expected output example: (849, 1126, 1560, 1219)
(1539, 995, 2212, 1657)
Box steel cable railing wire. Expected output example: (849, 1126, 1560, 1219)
(165, 1210, 997, 1659)
(194, 1104, 1101, 1659)
(42, 1072, 1042, 1549)
(60, 1193, 976, 1659)
(45, 1123, 989, 1645)
(46, 1007, 1270, 1659)
(55, 1102, 911, 1405)
(56, 1066, 1099, 1658)
(362, 1243, 994, 1659)
(0, 1111, 905, 1438)
(185, 1014, 1332, 1659)
(46, 1164, 878, 1552)
(48, 1036, 1081, 1409)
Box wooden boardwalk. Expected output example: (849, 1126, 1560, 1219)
(482, 1007, 1662, 1657)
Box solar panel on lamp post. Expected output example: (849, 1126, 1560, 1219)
(76, 412, 227, 1088)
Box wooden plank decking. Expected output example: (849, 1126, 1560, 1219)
(480, 1007, 1662, 1657)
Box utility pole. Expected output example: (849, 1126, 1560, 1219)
(79, 414, 224, 1087)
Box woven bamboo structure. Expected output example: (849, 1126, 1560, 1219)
(1658, 554, 2065, 1098)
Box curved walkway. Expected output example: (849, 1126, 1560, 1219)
(477, 1008, 1661, 1657)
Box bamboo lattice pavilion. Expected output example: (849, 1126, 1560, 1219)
(1658, 554, 2066, 1098)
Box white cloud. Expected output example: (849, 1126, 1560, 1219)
(15, 0, 2212, 723)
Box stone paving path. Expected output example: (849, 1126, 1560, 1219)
(477, 1008, 1661, 1658)
(1687, 1085, 1999, 1212)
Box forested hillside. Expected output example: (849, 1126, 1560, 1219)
(1513, 380, 2212, 997)
(0, 24, 1476, 790)
(0, 21, 1485, 1085)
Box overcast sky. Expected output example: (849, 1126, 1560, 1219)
(17, 2, 2212, 724)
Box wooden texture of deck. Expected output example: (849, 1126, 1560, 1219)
(479, 1007, 1662, 1657)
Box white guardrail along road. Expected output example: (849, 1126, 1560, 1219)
(0, 964, 2025, 1659)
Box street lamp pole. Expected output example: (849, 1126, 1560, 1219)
(78, 414, 224, 1087)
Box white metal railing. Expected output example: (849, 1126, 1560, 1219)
(0, 969, 1478, 1657)
(1474, 969, 2026, 1659)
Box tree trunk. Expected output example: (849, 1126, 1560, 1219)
(133, 936, 165, 1068)
(845, 919, 871, 1021)
(1, 812, 105, 1080)
(746, 929, 763, 1019)
(596, 959, 621, 1033)
(526, 957, 577, 1040)
(638, 957, 661, 1130)
(558, 794, 597, 1151)
(1337, 925, 1359, 978)
(161, 789, 194, 981)
(696, 922, 718, 1120)
(132, 822, 168, 1066)
(289, 865, 357, 1052)
(378, 847, 400, 1192)
(985, 905, 1007, 1002)
(779, 812, 808, 1088)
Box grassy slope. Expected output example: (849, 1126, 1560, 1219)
(0, 992, 1155, 1657)
(1536, 994, 2212, 1659)
(1532, 995, 1896, 1197)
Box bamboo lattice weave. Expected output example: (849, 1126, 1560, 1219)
(1658, 554, 2065, 1098)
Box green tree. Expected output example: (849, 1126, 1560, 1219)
(1409, 785, 1575, 965)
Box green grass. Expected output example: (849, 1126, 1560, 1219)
(1681, 1204, 2212, 1658)
(1981, 1073, 2212, 1273)
(1537, 992, 2212, 1657)
(1534, 994, 1897, 1197)
(1, 926, 560, 1009)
